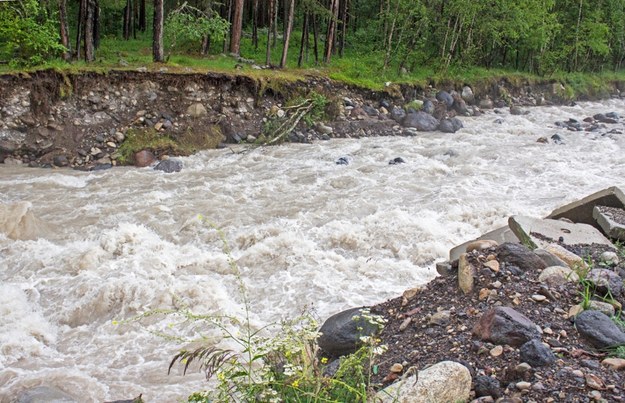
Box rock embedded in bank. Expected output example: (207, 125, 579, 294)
(496, 243, 546, 273)
(318, 307, 381, 357)
(575, 310, 625, 349)
(472, 306, 540, 347)
(402, 111, 439, 131)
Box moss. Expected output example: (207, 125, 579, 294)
(117, 126, 223, 165)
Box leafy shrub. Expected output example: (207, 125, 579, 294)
(0, 0, 66, 66)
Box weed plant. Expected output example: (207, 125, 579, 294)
(117, 216, 387, 402)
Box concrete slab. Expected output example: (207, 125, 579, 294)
(508, 215, 614, 250)
(593, 206, 625, 241)
(449, 226, 519, 261)
(547, 186, 625, 228)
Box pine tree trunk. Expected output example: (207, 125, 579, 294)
(312, 14, 319, 64)
(139, 0, 146, 31)
(59, 0, 71, 60)
(252, 0, 259, 49)
(153, 0, 164, 62)
(84, 0, 95, 62)
(279, 0, 294, 68)
(123, 0, 131, 40)
(339, 0, 349, 57)
(298, 12, 309, 67)
(324, 0, 339, 63)
(93, 0, 100, 49)
(75, 0, 86, 59)
(265, 0, 274, 65)
(230, 0, 244, 55)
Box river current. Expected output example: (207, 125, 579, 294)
(1, 100, 625, 401)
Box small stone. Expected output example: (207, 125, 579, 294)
(589, 390, 602, 401)
(491, 281, 502, 289)
(106, 142, 117, 148)
(588, 300, 616, 317)
(466, 240, 498, 253)
(114, 132, 125, 142)
(532, 294, 547, 302)
(568, 304, 584, 318)
(571, 369, 584, 378)
(602, 357, 625, 370)
(430, 310, 451, 326)
(399, 317, 411, 332)
(601, 251, 620, 265)
(154, 122, 164, 130)
(490, 345, 504, 357)
(516, 363, 532, 373)
(390, 363, 403, 373)
(479, 288, 490, 301)
(586, 373, 605, 390)
(538, 265, 579, 285)
(484, 260, 500, 272)
(516, 381, 531, 391)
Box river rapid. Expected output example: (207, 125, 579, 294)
(1, 99, 625, 402)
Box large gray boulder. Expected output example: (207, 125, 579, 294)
(575, 310, 625, 349)
(519, 339, 556, 367)
(473, 307, 540, 347)
(318, 307, 381, 357)
(439, 118, 463, 133)
(154, 159, 183, 173)
(402, 111, 439, 131)
(376, 361, 472, 403)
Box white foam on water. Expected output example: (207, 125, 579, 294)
(0, 99, 624, 401)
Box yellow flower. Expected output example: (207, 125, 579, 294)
(320, 357, 328, 364)
(292, 379, 300, 388)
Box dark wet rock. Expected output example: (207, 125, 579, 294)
(362, 105, 379, 117)
(53, 155, 69, 167)
(586, 268, 623, 297)
(154, 159, 182, 173)
(496, 243, 547, 273)
(473, 306, 540, 347)
(494, 118, 504, 124)
(436, 90, 454, 107)
(551, 134, 564, 144)
(439, 118, 463, 133)
(520, 339, 556, 367)
(93, 163, 113, 171)
(594, 113, 618, 124)
(390, 106, 406, 123)
(402, 111, 439, 131)
(474, 375, 502, 398)
(318, 307, 381, 357)
(134, 150, 156, 167)
(575, 310, 625, 349)
(379, 100, 391, 109)
(452, 93, 469, 115)
(335, 156, 350, 165)
(422, 99, 435, 114)
(389, 157, 405, 165)
(510, 105, 526, 115)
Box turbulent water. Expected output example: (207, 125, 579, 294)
(1, 99, 625, 402)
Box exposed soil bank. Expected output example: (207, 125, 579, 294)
(1, 69, 624, 169)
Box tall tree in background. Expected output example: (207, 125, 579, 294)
(279, 0, 295, 68)
(84, 0, 95, 61)
(324, 0, 339, 63)
(230, 0, 244, 54)
(153, 0, 164, 61)
(59, 0, 71, 60)
(265, 0, 275, 65)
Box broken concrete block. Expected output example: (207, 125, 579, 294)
(508, 215, 614, 250)
(450, 226, 519, 261)
(547, 186, 625, 229)
(593, 205, 625, 241)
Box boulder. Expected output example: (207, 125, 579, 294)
(575, 310, 625, 349)
(593, 205, 625, 241)
(458, 253, 475, 295)
(186, 103, 208, 118)
(519, 339, 556, 367)
(422, 99, 435, 114)
(587, 268, 623, 297)
(544, 244, 587, 269)
(474, 375, 501, 398)
(534, 248, 569, 267)
(510, 105, 526, 115)
(473, 307, 540, 347)
(461, 86, 475, 104)
(479, 98, 494, 109)
(436, 91, 454, 108)
(538, 265, 579, 286)
(318, 307, 381, 357)
(496, 243, 546, 273)
(402, 111, 439, 131)
(154, 159, 182, 173)
(15, 386, 77, 403)
(450, 227, 518, 261)
(390, 106, 407, 123)
(438, 118, 463, 133)
(375, 361, 471, 403)
(134, 150, 156, 167)
(508, 215, 614, 250)
(547, 186, 625, 229)
(452, 94, 470, 115)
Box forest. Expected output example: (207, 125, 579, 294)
(2, 0, 625, 80)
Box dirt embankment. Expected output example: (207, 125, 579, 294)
(0, 69, 623, 170)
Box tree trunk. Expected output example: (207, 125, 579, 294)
(201, 35, 211, 55)
(153, 0, 164, 62)
(75, 0, 86, 59)
(139, 0, 146, 31)
(298, 12, 309, 67)
(132, 0, 138, 39)
(279, 0, 294, 68)
(84, 0, 95, 62)
(252, 0, 259, 49)
(339, 0, 349, 57)
(265, 0, 274, 65)
(93, 0, 100, 49)
(230, 0, 244, 55)
(59, 0, 71, 60)
(324, 0, 339, 63)
(123, 0, 131, 40)
(312, 14, 319, 64)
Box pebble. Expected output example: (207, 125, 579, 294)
(589, 390, 603, 401)
(516, 381, 531, 391)
(484, 260, 500, 272)
(491, 281, 502, 289)
(516, 363, 532, 373)
(490, 345, 503, 357)
(389, 363, 403, 373)
(531, 294, 547, 302)
(602, 357, 625, 370)
(572, 369, 584, 378)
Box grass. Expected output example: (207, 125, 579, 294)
(4, 28, 625, 97)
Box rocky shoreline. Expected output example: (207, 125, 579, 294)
(319, 187, 625, 402)
(2, 70, 625, 171)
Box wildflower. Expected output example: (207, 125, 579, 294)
(320, 357, 328, 364)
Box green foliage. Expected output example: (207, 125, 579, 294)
(165, 4, 229, 56)
(0, 0, 66, 66)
